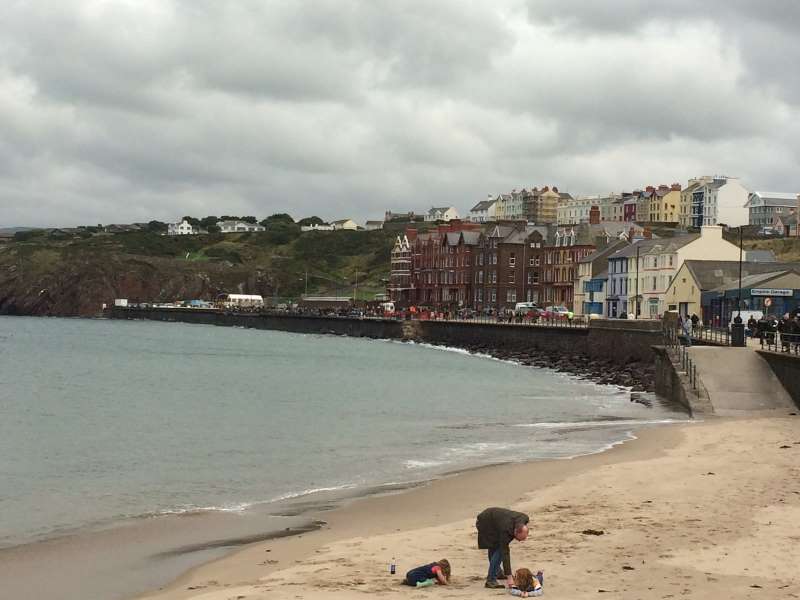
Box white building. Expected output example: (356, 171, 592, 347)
(679, 176, 749, 228)
(424, 206, 460, 222)
(557, 195, 604, 225)
(300, 223, 335, 232)
(217, 220, 265, 233)
(364, 220, 384, 231)
(167, 219, 199, 235)
(331, 219, 358, 231)
(469, 196, 498, 222)
(745, 191, 800, 227)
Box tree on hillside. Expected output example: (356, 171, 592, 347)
(259, 213, 295, 227)
(182, 216, 201, 228)
(241, 216, 257, 224)
(219, 215, 240, 222)
(199, 216, 219, 230)
(146, 220, 168, 233)
(297, 216, 325, 226)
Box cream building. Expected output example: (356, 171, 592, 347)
(632, 226, 740, 317)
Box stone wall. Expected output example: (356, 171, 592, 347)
(756, 351, 800, 407)
(110, 308, 405, 340)
(111, 309, 664, 369)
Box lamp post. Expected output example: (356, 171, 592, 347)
(731, 225, 746, 346)
(737, 225, 743, 319)
(634, 244, 640, 319)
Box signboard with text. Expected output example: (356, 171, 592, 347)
(751, 288, 793, 297)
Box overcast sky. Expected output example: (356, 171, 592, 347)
(1, 1, 799, 227)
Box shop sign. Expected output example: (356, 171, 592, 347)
(751, 288, 793, 297)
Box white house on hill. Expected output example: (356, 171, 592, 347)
(217, 220, 265, 233)
(331, 219, 358, 231)
(424, 206, 460, 222)
(469, 196, 497, 223)
(168, 219, 199, 235)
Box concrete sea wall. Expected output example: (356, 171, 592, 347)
(756, 351, 800, 407)
(110, 308, 663, 367)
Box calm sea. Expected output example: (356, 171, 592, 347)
(0, 316, 687, 551)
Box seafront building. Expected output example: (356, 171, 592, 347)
(679, 176, 749, 228)
(664, 259, 792, 321)
(745, 192, 799, 227)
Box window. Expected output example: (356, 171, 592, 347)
(479, 271, 484, 284)
(491, 271, 497, 283)
(491, 289, 496, 302)
(529, 257, 535, 266)
(479, 254, 484, 266)
(508, 272, 515, 284)
(509, 253, 516, 266)
(506, 289, 516, 303)
(491, 253, 497, 265)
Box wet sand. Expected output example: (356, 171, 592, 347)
(133, 416, 800, 600)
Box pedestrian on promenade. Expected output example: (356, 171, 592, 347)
(681, 315, 692, 347)
(757, 314, 768, 347)
(747, 315, 757, 337)
(476, 507, 530, 589)
(690, 313, 699, 333)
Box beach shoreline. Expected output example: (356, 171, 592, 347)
(131, 415, 800, 600)
(132, 420, 684, 600)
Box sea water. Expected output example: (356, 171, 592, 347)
(0, 316, 688, 550)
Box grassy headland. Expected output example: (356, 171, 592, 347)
(0, 228, 394, 316)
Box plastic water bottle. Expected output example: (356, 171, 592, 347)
(390, 557, 396, 575)
(536, 570, 544, 586)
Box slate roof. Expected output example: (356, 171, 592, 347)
(470, 199, 496, 211)
(710, 268, 800, 293)
(682, 260, 797, 292)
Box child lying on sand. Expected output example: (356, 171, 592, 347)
(402, 559, 451, 587)
(508, 568, 543, 597)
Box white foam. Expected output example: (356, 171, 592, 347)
(404, 459, 448, 470)
(514, 418, 686, 430)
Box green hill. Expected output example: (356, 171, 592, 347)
(0, 228, 394, 316)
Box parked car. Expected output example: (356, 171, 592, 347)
(543, 305, 570, 319)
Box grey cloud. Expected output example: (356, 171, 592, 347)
(1, 1, 799, 228)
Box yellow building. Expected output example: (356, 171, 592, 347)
(646, 184, 682, 223)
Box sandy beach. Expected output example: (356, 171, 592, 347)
(133, 416, 800, 600)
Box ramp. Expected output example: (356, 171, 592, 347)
(688, 347, 795, 416)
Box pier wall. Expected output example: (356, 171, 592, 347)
(110, 308, 663, 367)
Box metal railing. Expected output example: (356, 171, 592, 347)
(427, 313, 589, 328)
(758, 331, 800, 354)
(690, 326, 731, 346)
(663, 326, 701, 393)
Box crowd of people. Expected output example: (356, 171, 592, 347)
(747, 313, 800, 352)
